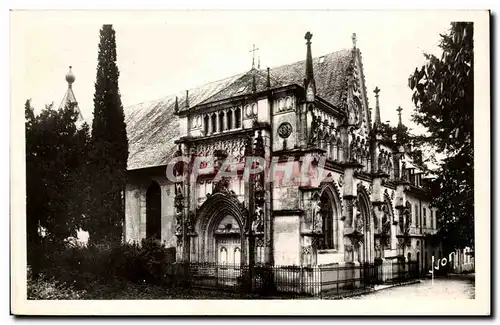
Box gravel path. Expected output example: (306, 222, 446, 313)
(345, 274, 475, 300)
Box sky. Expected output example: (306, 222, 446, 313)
(13, 10, 452, 133)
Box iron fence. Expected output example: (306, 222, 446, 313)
(164, 260, 420, 298)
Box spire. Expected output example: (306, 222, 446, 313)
(266, 67, 271, 89)
(59, 65, 84, 123)
(174, 96, 179, 113)
(185, 90, 189, 108)
(352, 33, 357, 49)
(258, 55, 261, 70)
(252, 74, 257, 93)
(373, 87, 381, 127)
(396, 106, 404, 143)
(304, 31, 316, 102)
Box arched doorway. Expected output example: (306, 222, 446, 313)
(146, 181, 161, 240)
(214, 214, 242, 265)
(194, 192, 247, 264)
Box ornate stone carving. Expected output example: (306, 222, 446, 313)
(194, 138, 247, 164)
(186, 211, 195, 235)
(175, 210, 183, 236)
(174, 191, 184, 237)
(277, 122, 293, 139)
(213, 177, 233, 195)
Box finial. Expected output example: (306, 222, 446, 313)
(258, 55, 261, 70)
(396, 106, 405, 143)
(352, 33, 357, 48)
(305, 31, 313, 43)
(174, 96, 179, 113)
(185, 90, 189, 108)
(65, 65, 75, 85)
(266, 67, 271, 89)
(374, 87, 381, 126)
(397, 106, 403, 125)
(249, 44, 259, 70)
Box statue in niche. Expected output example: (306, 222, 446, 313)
(252, 205, 264, 233)
(312, 199, 323, 233)
(308, 115, 320, 146)
(381, 205, 392, 247)
(350, 139, 357, 162)
(347, 94, 359, 125)
(401, 161, 407, 180)
(254, 173, 264, 193)
(378, 153, 384, 173)
(175, 211, 183, 235)
(354, 209, 364, 234)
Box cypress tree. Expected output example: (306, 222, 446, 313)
(88, 24, 129, 244)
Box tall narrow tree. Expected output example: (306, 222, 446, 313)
(88, 24, 129, 244)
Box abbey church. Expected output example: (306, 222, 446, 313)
(112, 31, 442, 275)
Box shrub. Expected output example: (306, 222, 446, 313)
(27, 268, 86, 300)
(35, 238, 176, 293)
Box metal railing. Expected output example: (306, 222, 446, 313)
(164, 260, 420, 298)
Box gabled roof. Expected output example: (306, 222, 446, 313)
(125, 49, 353, 171)
(125, 73, 243, 170)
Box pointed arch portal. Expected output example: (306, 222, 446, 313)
(194, 193, 247, 264)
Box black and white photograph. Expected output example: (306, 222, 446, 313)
(10, 9, 490, 315)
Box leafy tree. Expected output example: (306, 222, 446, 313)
(378, 122, 426, 169)
(25, 100, 90, 275)
(87, 24, 129, 244)
(408, 22, 473, 250)
(379, 122, 410, 144)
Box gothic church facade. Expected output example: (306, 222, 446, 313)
(122, 32, 441, 272)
